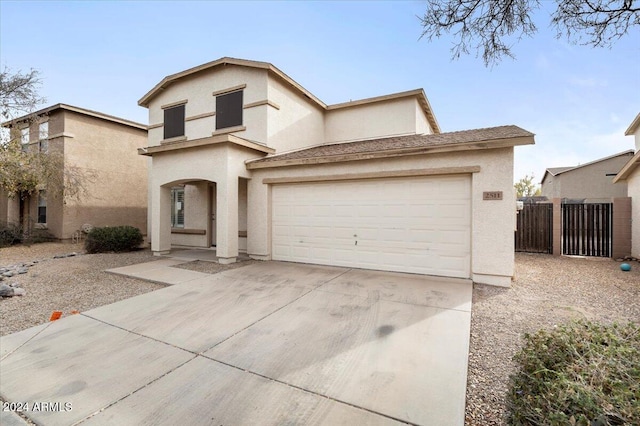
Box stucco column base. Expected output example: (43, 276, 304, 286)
(249, 254, 270, 261)
(472, 273, 512, 287)
(218, 257, 237, 265)
(153, 250, 171, 256)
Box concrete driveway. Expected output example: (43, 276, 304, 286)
(0, 261, 472, 426)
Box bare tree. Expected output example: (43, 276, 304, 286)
(0, 67, 45, 121)
(419, 0, 640, 66)
(0, 67, 93, 203)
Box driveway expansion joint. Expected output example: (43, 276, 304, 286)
(198, 354, 417, 426)
(0, 322, 53, 362)
(80, 313, 198, 355)
(71, 356, 199, 426)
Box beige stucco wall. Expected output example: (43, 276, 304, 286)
(59, 110, 148, 239)
(541, 154, 632, 201)
(324, 97, 426, 144)
(247, 147, 516, 287)
(147, 66, 269, 147)
(266, 74, 325, 152)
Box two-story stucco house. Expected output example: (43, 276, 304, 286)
(139, 57, 534, 287)
(614, 113, 640, 258)
(1, 104, 148, 240)
(541, 150, 634, 202)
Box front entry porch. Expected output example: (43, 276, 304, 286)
(150, 177, 249, 265)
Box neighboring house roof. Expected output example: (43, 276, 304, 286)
(138, 57, 441, 133)
(246, 125, 534, 169)
(2, 103, 147, 131)
(541, 150, 635, 184)
(613, 150, 640, 182)
(545, 167, 574, 177)
(625, 112, 640, 136)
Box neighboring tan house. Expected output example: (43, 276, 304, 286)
(614, 113, 640, 258)
(541, 150, 634, 202)
(1, 104, 148, 240)
(138, 57, 535, 287)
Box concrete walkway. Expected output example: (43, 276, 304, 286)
(0, 261, 472, 426)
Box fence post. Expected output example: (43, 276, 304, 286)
(612, 197, 632, 259)
(552, 198, 562, 256)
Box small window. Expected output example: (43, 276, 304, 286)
(39, 121, 48, 140)
(171, 187, 185, 228)
(216, 90, 243, 130)
(164, 105, 185, 139)
(37, 191, 47, 224)
(39, 140, 48, 153)
(20, 127, 29, 151)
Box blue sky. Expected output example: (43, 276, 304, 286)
(1, 1, 639, 183)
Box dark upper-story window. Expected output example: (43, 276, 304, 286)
(164, 104, 185, 139)
(216, 90, 243, 130)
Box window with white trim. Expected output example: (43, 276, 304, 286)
(171, 187, 185, 228)
(20, 127, 29, 152)
(39, 121, 48, 152)
(37, 191, 47, 224)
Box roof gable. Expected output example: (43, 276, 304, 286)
(2, 103, 147, 131)
(138, 57, 441, 133)
(542, 150, 635, 183)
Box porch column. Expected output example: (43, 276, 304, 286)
(151, 185, 171, 255)
(216, 176, 239, 264)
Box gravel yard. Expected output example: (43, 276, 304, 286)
(2, 243, 639, 424)
(0, 242, 162, 336)
(465, 253, 640, 425)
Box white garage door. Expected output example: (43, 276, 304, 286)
(271, 175, 471, 278)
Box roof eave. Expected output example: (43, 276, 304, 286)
(2, 103, 147, 131)
(624, 112, 640, 136)
(138, 133, 275, 157)
(613, 150, 640, 182)
(246, 134, 533, 170)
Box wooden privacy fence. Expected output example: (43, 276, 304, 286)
(561, 203, 612, 257)
(515, 203, 553, 254)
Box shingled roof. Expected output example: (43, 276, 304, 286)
(246, 125, 534, 169)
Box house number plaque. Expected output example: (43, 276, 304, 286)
(483, 191, 503, 200)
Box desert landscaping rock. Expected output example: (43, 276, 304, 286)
(0, 284, 14, 297)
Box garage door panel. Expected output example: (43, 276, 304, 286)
(272, 176, 471, 278)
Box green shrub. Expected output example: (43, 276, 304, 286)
(0, 221, 23, 247)
(508, 320, 640, 426)
(84, 226, 143, 253)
